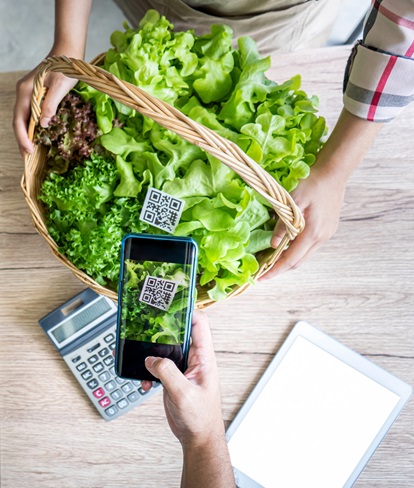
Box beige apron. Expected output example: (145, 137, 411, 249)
(113, 0, 341, 56)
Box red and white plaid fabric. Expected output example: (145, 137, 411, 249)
(343, 0, 414, 122)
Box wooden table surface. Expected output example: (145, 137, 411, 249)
(1, 46, 413, 488)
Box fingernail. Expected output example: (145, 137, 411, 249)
(145, 356, 156, 368)
(40, 117, 50, 128)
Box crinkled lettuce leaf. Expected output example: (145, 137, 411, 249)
(40, 9, 327, 301)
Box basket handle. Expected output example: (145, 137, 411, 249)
(29, 55, 305, 271)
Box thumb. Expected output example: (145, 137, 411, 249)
(271, 218, 287, 249)
(145, 356, 188, 393)
(40, 74, 77, 127)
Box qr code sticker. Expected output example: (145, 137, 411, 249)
(140, 187, 185, 234)
(139, 275, 179, 312)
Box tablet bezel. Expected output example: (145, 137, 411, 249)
(226, 320, 412, 488)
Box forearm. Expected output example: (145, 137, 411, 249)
(52, 0, 93, 56)
(313, 108, 384, 183)
(181, 434, 236, 488)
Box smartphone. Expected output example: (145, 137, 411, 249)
(115, 233, 198, 382)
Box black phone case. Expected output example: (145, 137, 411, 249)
(115, 233, 198, 382)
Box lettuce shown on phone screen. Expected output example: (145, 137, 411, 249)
(120, 260, 192, 344)
(39, 10, 326, 301)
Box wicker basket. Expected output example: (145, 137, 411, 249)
(21, 55, 305, 309)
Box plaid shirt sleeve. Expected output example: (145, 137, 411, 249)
(343, 0, 414, 122)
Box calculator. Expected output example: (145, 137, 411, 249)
(39, 288, 161, 421)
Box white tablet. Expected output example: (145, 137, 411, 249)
(226, 321, 412, 488)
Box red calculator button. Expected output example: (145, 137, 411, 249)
(99, 397, 111, 408)
(93, 387, 105, 399)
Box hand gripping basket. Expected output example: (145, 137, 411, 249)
(21, 55, 305, 309)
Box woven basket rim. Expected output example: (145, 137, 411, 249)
(22, 55, 305, 308)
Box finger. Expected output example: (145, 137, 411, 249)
(271, 217, 287, 249)
(40, 75, 77, 127)
(14, 117, 34, 157)
(259, 230, 315, 281)
(13, 86, 34, 157)
(189, 310, 214, 356)
(141, 380, 153, 391)
(145, 356, 188, 392)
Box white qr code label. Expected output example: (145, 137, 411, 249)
(139, 276, 179, 312)
(140, 187, 185, 234)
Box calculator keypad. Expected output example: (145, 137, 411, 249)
(93, 388, 105, 399)
(104, 333, 114, 343)
(128, 392, 140, 402)
(64, 321, 161, 421)
(99, 348, 109, 357)
(87, 379, 99, 389)
(117, 398, 129, 409)
(82, 370, 93, 381)
(105, 406, 118, 417)
(87, 343, 100, 353)
(99, 371, 111, 382)
(105, 380, 116, 392)
(111, 389, 123, 401)
(76, 362, 87, 372)
(93, 363, 104, 373)
(103, 356, 114, 367)
(122, 383, 134, 394)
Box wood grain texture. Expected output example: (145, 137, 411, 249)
(1, 47, 413, 487)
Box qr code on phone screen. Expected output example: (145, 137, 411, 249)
(139, 187, 184, 234)
(139, 275, 178, 311)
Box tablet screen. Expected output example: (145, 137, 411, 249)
(228, 335, 401, 488)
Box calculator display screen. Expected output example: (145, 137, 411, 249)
(51, 298, 112, 344)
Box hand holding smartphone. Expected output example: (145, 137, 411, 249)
(115, 233, 198, 382)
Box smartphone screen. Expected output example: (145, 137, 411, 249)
(116, 234, 198, 381)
